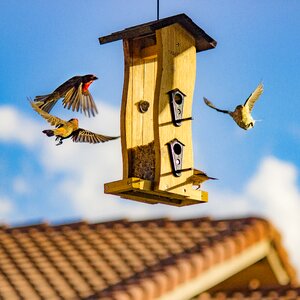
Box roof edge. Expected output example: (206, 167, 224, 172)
(99, 13, 216, 52)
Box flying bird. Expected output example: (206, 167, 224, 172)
(30, 101, 119, 146)
(34, 74, 98, 117)
(189, 169, 217, 190)
(203, 83, 264, 130)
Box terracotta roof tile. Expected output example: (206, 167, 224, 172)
(0, 217, 296, 299)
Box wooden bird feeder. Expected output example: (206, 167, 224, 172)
(99, 14, 216, 206)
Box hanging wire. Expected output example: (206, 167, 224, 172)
(157, 0, 160, 20)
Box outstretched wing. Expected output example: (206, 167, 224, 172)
(203, 97, 231, 114)
(72, 128, 119, 144)
(30, 100, 66, 127)
(244, 82, 264, 112)
(33, 76, 82, 113)
(62, 82, 98, 117)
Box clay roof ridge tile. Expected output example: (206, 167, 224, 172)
(130, 218, 170, 227)
(0, 223, 8, 230)
(3, 215, 271, 232)
(6, 221, 50, 233)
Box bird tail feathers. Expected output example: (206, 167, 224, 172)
(42, 130, 54, 137)
(34, 94, 57, 113)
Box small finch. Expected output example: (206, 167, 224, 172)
(189, 169, 217, 190)
(34, 74, 98, 117)
(30, 101, 119, 146)
(203, 82, 263, 130)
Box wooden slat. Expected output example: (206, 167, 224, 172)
(130, 39, 144, 154)
(120, 38, 157, 180)
(154, 23, 199, 199)
(104, 177, 152, 194)
(142, 57, 156, 145)
(120, 39, 131, 179)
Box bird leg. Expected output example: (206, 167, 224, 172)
(55, 136, 63, 146)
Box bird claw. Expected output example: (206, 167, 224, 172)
(55, 137, 63, 146)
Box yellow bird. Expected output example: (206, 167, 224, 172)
(30, 101, 119, 146)
(189, 169, 217, 190)
(203, 83, 263, 130)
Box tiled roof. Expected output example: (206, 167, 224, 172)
(0, 216, 296, 300)
(198, 286, 300, 300)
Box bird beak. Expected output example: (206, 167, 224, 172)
(93, 76, 98, 80)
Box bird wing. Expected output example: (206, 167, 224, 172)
(72, 128, 119, 144)
(33, 76, 81, 113)
(30, 101, 67, 127)
(62, 82, 98, 117)
(33, 76, 98, 116)
(193, 169, 217, 180)
(203, 97, 231, 114)
(244, 83, 264, 112)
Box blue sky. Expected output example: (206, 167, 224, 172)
(1, 1, 300, 273)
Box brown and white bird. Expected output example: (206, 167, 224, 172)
(189, 169, 217, 190)
(34, 74, 98, 117)
(203, 83, 263, 130)
(30, 101, 119, 146)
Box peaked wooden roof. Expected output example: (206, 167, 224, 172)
(0, 216, 296, 300)
(99, 13, 217, 52)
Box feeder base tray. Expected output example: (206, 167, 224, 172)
(104, 177, 208, 207)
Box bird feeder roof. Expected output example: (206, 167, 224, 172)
(99, 13, 217, 52)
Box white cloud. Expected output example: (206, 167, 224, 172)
(0, 105, 40, 147)
(246, 156, 300, 276)
(12, 176, 30, 195)
(0, 196, 14, 221)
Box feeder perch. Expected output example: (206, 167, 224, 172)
(100, 14, 216, 206)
